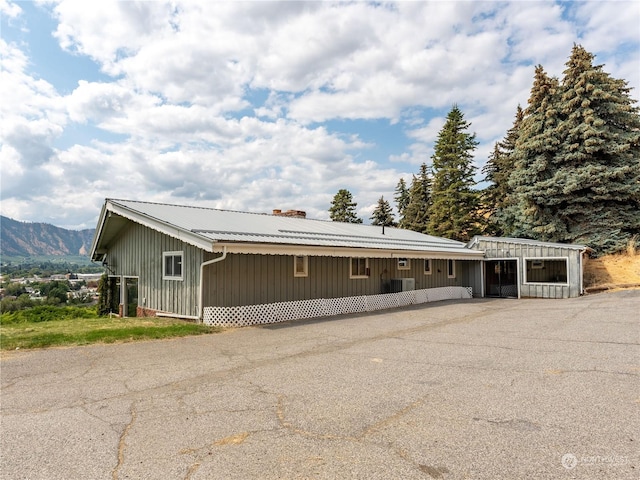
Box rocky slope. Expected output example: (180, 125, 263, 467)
(0, 216, 95, 257)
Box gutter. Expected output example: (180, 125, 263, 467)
(198, 246, 227, 322)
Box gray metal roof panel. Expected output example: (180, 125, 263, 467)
(469, 235, 587, 250)
(108, 199, 481, 256)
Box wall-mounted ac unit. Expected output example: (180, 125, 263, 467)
(390, 278, 415, 292)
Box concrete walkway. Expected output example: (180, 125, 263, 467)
(1, 291, 638, 479)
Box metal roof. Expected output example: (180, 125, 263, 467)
(468, 235, 587, 251)
(91, 199, 485, 260)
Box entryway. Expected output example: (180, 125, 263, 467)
(485, 260, 518, 298)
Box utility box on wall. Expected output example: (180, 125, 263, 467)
(390, 278, 415, 292)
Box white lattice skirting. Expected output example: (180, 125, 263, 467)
(202, 286, 473, 327)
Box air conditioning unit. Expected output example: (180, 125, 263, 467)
(390, 278, 415, 293)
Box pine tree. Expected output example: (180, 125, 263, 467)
(427, 106, 480, 242)
(507, 66, 563, 240)
(400, 163, 432, 232)
(329, 189, 363, 223)
(370, 196, 396, 226)
(550, 44, 640, 253)
(394, 178, 410, 219)
(507, 46, 640, 253)
(482, 105, 523, 236)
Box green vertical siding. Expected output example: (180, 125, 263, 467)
(202, 254, 480, 308)
(106, 222, 202, 317)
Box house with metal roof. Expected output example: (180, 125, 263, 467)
(90, 200, 588, 326)
(90, 199, 486, 326)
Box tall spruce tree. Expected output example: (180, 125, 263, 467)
(550, 45, 640, 253)
(394, 178, 410, 219)
(400, 163, 432, 232)
(507, 66, 563, 240)
(482, 105, 523, 236)
(508, 47, 640, 253)
(329, 188, 362, 223)
(370, 196, 396, 226)
(428, 106, 480, 242)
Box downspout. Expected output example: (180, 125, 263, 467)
(198, 246, 227, 323)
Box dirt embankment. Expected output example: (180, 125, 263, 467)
(583, 253, 640, 292)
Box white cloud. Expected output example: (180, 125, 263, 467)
(1, 0, 638, 229)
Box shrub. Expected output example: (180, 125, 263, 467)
(0, 305, 99, 324)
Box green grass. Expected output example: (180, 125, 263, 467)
(0, 315, 222, 350)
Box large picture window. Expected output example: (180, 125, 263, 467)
(525, 258, 568, 284)
(163, 251, 183, 280)
(350, 258, 369, 279)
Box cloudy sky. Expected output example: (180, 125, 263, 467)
(1, 1, 639, 230)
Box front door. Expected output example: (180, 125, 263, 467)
(485, 260, 518, 298)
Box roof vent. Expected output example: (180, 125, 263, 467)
(273, 209, 306, 219)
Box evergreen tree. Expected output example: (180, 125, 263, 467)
(507, 66, 563, 240)
(508, 46, 640, 253)
(370, 196, 396, 226)
(427, 106, 480, 242)
(482, 105, 523, 236)
(328, 189, 363, 223)
(394, 178, 410, 218)
(400, 163, 432, 232)
(550, 44, 640, 253)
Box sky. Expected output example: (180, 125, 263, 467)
(1, 0, 639, 230)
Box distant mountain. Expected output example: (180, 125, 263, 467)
(0, 216, 95, 257)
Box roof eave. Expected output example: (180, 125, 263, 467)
(212, 241, 485, 260)
(92, 200, 216, 258)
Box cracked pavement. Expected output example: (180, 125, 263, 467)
(1, 291, 638, 479)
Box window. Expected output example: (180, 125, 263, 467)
(294, 255, 308, 277)
(424, 259, 432, 275)
(397, 258, 410, 270)
(350, 258, 369, 278)
(447, 259, 456, 278)
(163, 251, 183, 280)
(525, 258, 568, 284)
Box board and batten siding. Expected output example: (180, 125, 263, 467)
(202, 254, 481, 308)
(473, 238, 583, 298)
(105, 221, 202, 317)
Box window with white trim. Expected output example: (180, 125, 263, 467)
(163, 251, 183, 280)
(424, 259, 432, 275)
(525, 258, 568, 284)
(350, 258, 369, 278)
(397, 258, 410, 270)
(294, 255, 308, 277)
(447, 259, 456, 278)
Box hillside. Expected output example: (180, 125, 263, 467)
(0, 216, 95, 257)
(583, 253, 640, 291)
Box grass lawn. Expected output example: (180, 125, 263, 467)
(0, 316, 222, 351)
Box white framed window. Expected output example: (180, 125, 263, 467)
(397, 258, 410, 270)
(163, 251, 183, 280)
(424, 259, 432, 275)
(447, 259, 456, 278)
(525, 257, 568, 284)
(350, 258, 369, 279)
(294, 255, 308, 277)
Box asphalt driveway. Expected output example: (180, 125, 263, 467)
(1, 290, 638, 480)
